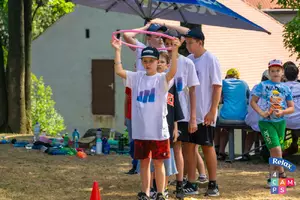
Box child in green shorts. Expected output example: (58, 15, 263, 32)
(250, 59, 294, 187)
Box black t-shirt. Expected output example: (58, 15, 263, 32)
(167, 83, 184, 146)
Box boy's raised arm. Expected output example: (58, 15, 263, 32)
(111, 38, 127, 79)
(123, 24, 150, 51)
(150, 19, 189, 34)
(166, 38, 180, 82)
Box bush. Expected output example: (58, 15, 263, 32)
(31, 74, 65, 136)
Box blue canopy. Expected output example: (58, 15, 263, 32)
(72, 0, 270, 34)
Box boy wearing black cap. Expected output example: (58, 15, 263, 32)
(123, 23, 167, 71)
(154, 22, 222, 196)
(163, 29, 208, 198)
(111, 37, 180, 200)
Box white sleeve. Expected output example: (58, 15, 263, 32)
(125, 71, 137, 89)
(186, 59, 200, 87)
(210, 56, 222, 86)
(158, 73, 170, 94)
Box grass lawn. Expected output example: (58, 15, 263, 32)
(0, 135, 299, 200)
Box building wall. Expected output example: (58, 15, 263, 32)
(266, 12, 297, 24)
(32, 5, 144, 136)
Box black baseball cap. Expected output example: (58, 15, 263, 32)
(164, 29, 181, 39)
(141, 46, 159, 59)
(147, 24, 168, 32)
(184, 27, 205, 41)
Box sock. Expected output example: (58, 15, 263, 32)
(208, 180, 217, 188)
(176, 181, 183, 188)
(215, 145, 220, 152)
(199, 174, 207, 179)
(153, 179, 157, 191)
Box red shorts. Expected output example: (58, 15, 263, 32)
(134, 139, 170, 160)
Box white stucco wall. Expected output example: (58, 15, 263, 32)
(32, 5, 144, 136)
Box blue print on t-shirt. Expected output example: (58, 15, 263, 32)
(176, 77, 183, 92)
(137, 88, 156, 103)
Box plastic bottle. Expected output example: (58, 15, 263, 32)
(96, 128, 102, 155)
(102, 137, 110, 155)
(63, 133, 69, 147)
(72, 129, 80, 149)
(109, 128, 116, 140)
(33, 122, 41, 142)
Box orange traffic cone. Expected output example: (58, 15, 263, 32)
(90, 181, 101, 200)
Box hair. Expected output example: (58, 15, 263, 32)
(261, 75, 269, 81)
(159, 52, 170, 64)
(284, 61, 299, 81)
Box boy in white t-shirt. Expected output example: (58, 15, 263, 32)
(152, 21, 222, 196)
(123, 23, 167, 71)
(162, 29, 207, 198)
(111, 37, 180, 200)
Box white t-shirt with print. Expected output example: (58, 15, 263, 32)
(125, 71, 171, 140)
(187, 51, 222, 127)
(134, 40, 146, 72)
(284, 81, 300, 129)
(175, 55, 200, 122)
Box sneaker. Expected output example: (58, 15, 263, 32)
(196, 176, 209, 184)
(240, 154, 251, 162)
(217, 153, 228, 161)
(150, 188, 157, 200)
(174, 185, 185, 199)
(138, 192, 150, 200)
(125, 167, 137, 175)
(205, 183, 220, 197)
(183, 177, 188, 186)
(183, 181, 199, 195)
(164, 188, 169, 199)
(156, 193, 165, 200)
(266, 178, 271, 188)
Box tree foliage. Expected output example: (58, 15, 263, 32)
(275, 0, 300, 60)
(31, 74, 65, 135)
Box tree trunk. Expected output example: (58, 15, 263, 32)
(24, 0, 32, 134)
(0, 38, 8, 132)
(7, 0, 26, 134)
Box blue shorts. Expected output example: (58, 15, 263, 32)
(125, 118, 133, 142)
(136, 148, 178, 176)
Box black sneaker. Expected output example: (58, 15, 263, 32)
(183, 181, 199, 195)
(138, 192, 150, 200)
(174, 185, 185, 199)
(205, 183, 220, 197)
(156, 193, 165, 200)
(125, 167, 137, 175)
(150, 188, 157, 200)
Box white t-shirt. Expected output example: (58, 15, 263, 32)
(284, 81, 300, 129)
(175, 55, 200, 122)
(125, 71, 171, 140)
(187, 51, 222, 126)
(134, 40, 146, 72)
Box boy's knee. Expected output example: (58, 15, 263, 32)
(152, 159, 164, 167)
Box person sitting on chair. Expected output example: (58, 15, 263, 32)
(214, 68, 249, 160)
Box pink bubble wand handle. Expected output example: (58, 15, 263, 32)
(112, 29, 175, 51)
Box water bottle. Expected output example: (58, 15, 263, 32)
(96, 128, 102, 155)
(102, 137, 110, 155)
(109, 128, 116, 140)
(63, 133, 69, 147)
(72, 129, 80, 149)
(33, 122, 41, 142)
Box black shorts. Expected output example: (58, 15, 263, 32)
(177, 122, 214, 146)
(177, 122, 190, 143)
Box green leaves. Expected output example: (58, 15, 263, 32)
(283, 12, 300, 60)
(32, 0, 74, 39)
(274, 0, 300, 60)
(31, 74, 66, 136)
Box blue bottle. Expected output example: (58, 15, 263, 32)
(102, 137, 110, 155)
(72, 129, 80, 149)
